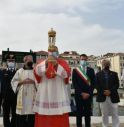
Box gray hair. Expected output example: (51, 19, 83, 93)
(102, 59, 111, 67)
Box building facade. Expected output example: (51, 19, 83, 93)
(97, 53, 124, 87)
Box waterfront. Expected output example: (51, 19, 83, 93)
(70, 88, 124, 116)
(93, 96, 124, 116)
(93, 88, 124, 116)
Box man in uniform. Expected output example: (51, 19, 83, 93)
(0, 53, 17, 127)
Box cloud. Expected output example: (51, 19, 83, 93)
(0, 0, 124, 56)
(1, 0, 124, 15)
(14, 0, 124, 14)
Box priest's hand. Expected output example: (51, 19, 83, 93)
(18, 79, 35, 85)
(25, 78, 35, 84)
(45, 62, 57, 79)
(81, 92, 90, 100)
(104, 90, 111, 96)
(46, 55, 58, 66)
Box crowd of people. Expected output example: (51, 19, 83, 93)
(0, 48, 121, 127)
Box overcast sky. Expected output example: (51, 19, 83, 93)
(0, 0, 124, 55)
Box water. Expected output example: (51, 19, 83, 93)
(69, 88, 124, 116)
(93, 95, 124, 116)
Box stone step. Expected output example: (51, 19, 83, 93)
(0, 116, 124, 127)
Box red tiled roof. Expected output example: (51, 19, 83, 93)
(35, 50, 48, 55)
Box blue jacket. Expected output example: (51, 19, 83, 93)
(0, 68, 16, 101)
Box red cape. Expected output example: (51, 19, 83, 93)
(34, 59, 71, 84)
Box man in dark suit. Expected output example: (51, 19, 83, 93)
(0, 54, 17, 127)
(96, 59, 120, 127)
(72, 54, 95, 127)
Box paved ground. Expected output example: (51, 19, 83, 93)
(0, 116, 124, 127)
(0, 123, 124, 127)
(71, 123, 124, 127)
(0, 124, 124, 127)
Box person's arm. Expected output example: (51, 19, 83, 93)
(56, 64, 68, 79)
(57, 59, 71, 84)
(0, 69, 7, 99)
(121, 69, 124, 81)
(11, 69, 22, 93)
(0, 71, 2, 112)
(89, 68, 96, 95)
(110, 72, 119, 92)
(72, 69, 82, 95)
(34, 61, 45, 83)
(95, 73, 104, 95)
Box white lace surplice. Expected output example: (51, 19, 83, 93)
(11, 68, 36, 115)
(33, 61, 71, 115)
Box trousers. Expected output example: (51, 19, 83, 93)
(100, 97, 120, 127)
